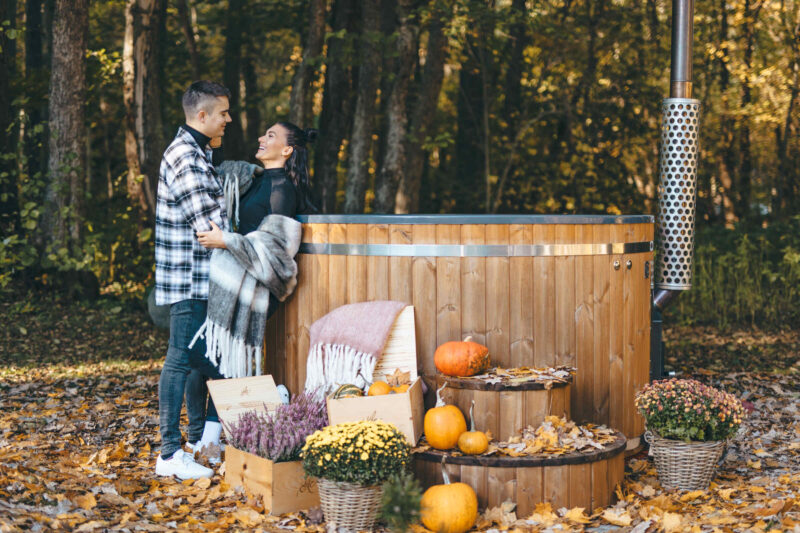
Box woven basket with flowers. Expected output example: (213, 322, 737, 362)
(302, 420, 411, 530)
(635, 378, 745, 490)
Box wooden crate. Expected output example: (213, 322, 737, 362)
(207, 375, 283, 440)
(326, 376, 425, 445)
(325, 306, 424, 445)
(225, 446, 319, 515)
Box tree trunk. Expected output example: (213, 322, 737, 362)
(504, 0, 525, 140)
(42, 0, 87, 250)
(289, 0, 326, 127)
(735, 0, 761, 220)
(395, 14, 448, 214)
(373, 0, 419, 213)
(715, 0, 736, 226)
(0, 0, 18, 234)
(242, 40, 261, 149)
(343, 0, 381, 214)
(176, 0, 200, 79)
(24, 0, 47, 185)
(314, 0, 357, 213)
(456, 23, 487, 211)
(222, 0, 245, 160)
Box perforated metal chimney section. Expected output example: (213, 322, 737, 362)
(655, 98, 700, 290)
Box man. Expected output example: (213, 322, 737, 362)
(154, 80, 231, 479)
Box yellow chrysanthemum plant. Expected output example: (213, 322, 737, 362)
(301, 420, 411, 486)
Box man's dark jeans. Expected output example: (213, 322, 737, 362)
(159, 299, 223, 459)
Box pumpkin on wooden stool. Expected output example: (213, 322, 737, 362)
(457, 400, 489, 455)
(420, 457, 478, 533)
(434, 336, 490, 377)
(424, 384, 467, 450)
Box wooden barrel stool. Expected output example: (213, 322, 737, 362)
(414, 431, 626, 515)
(437, 374, 572, 442)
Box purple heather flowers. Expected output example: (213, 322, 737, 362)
(225, 391, 328, 462)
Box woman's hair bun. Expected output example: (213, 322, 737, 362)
(304, 128, 319, 144)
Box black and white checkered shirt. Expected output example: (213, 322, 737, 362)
(154, 127, 227, 306)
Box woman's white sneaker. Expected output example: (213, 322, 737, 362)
(155, 449, 213, 479)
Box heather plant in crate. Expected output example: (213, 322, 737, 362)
(225, 392, 328, 462)
(635, 378, 745, 442)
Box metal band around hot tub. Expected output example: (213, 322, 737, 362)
(298, 241, 654, 257)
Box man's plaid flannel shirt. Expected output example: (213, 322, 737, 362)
(154, 127, 227, 306)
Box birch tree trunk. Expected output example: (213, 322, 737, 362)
(43, 0, 88, 250)
(343, 0, 382, 214)
(289, 0, 326, 128)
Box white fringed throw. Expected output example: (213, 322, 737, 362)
(189, 214, 302, 378)
(304, 301, 407, 397)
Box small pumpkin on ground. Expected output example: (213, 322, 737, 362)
(434, 336, 490, 377)
(331, 383, 365, 399)
(368, 381, 392, 396)
(423, 384, 467, 450)
(420, 457, 478, 533)
(457, 400, 489, 455)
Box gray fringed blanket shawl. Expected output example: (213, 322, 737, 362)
(190, 214, 302, 378)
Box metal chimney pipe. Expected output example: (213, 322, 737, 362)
(654, 0, 700, 310)
(651, 0, 700, 378)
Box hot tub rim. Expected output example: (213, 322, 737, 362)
(297, 214, 654, 225)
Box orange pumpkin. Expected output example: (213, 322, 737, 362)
(424, 384, 467, 450)
(368, 381, 392, 396)
(434, 336, 490, 377)
(392, 384, 410, 393)
(420, 457, 478, 533)
(457, 400, 489, 455)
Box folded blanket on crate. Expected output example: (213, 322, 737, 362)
(304, 300, 407, 398)
(190, 214, 302, 378)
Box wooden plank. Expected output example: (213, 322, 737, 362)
(486, 467, 516, 509)
(293, 224, 317, 395)
(327, 223, 348, 311)
(554, 224, 576, 369)
(305, 223, 329, 391)
(592, 224, 611, 427)
(461, 465, 489, 511)
(389, 224, 414, 304)
(632, 223, 652, 438)
(549, 387, 568, 420)
(573, 224, 594, 424)
(436, 225, 462, 347)
(524, 389, 548, 430)
(473, 390, 499, 439)
(608, 224, 625, 434)
(373, 306, 418, 382)
(284, 278, 299, 395)
(622, 222, 636, 440)
(543, 464, 570, 510)
(591, 457, 609, 511)
(485, 225, 510, 369)
(498, 390, 524, 442)
(412, 225, 437, 391)
(609, 453, 624, 504)
(509, 224, 534, 369)
(346, 224, 367, 304)
(271, 459, 320, 515)
(516, 466, 544, 518)
(568, 463, 592, 511)
(461, 225, 486, 346)
(367, 224, 390, 301)
(207, 376, 282, 439)
(533, 225, 555, 368)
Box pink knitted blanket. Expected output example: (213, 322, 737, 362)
(303, 300, 407, 396)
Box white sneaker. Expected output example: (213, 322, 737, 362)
(187, 441, 224, 465)
(155, 449, 213, 480)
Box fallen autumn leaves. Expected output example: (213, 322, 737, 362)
(1, 295, 799, 531)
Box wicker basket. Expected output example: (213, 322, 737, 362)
(645, 431, 726, 490)
(317, 477, 384, 531)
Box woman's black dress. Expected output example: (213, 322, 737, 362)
(236, 167, 298, 318)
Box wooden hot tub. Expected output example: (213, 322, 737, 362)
(263, 214, 654, 444)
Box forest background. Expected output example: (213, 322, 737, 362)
(0, 0, 798, 329)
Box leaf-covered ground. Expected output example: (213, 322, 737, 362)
(1, 291, 799, 532)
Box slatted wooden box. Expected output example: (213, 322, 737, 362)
(207, 376, 320, 515)
(326, 306, 426, 445)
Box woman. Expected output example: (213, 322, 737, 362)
(187, 121, 316, 456)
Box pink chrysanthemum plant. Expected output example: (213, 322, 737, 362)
(635, 378, 745, 442)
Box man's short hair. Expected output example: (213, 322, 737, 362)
(182, 80, 231, 117)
